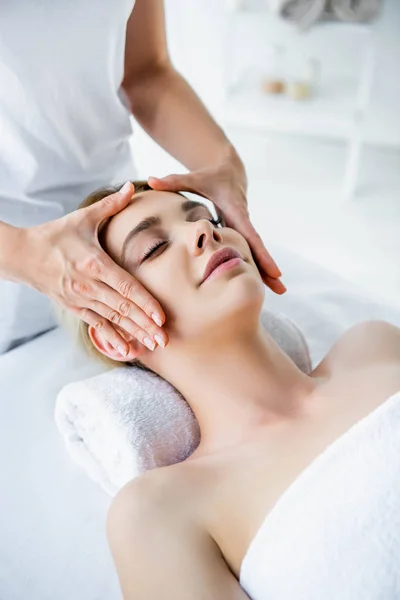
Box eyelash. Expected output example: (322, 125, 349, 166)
(142, 240, 167, 261)
(141, 215, 224, 262)
(209, 215, 223, 227)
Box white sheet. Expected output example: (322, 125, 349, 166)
(1, 242, 400, 600)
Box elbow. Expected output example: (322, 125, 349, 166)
(121, 57, 174, 109)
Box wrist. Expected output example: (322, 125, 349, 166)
(220, 142, 248, 194)
(0, 223, 31, 283)
(229, 144, 247, 190)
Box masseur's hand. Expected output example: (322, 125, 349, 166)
(20, 182, 167, 355)
(148, 149, 287, 294)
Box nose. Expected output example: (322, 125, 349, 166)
(190, 219, 222, 256)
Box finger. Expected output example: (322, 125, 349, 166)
(229, 213, 282, 279)
(85, 301, 162, 351)
(262, 274, 287, 295)
(148, 173, 201, 196)
(75, 306, 131, 356)
(247, 231, 282, 279)
(98, 253, 166, 326)
(91, 281, 168, 346)
(86, 181, 135, 227)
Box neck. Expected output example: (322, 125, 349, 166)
(158, 324, 317, 456)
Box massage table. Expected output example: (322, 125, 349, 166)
(1, 242, 399, 600)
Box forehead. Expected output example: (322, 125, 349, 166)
(106, 190, 183, 236)
(128, 188, 181, 218)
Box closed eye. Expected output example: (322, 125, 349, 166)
(141, 240, 168, 263)
(186, 207, 224, 228)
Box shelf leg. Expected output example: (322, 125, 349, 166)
(343, 122, 362, 202)
(342, 32, 376, 202)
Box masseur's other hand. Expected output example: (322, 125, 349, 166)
(148, 149, 287, 295)
(22, 182, 167, 356)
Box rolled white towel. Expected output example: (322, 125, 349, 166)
(55, 309, 311, 496)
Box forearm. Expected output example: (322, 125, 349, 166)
(125, 64, 246, 178)
(0, 221, 27, 282)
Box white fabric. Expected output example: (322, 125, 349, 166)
(54, 309, 312, 496)
(240, 389, 400, 599)
(265, 0, 382, 28)
(0, 0, 137, 354)
(1, 243, 400, 599)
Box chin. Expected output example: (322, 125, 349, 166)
(223, 272, 265, 317)
(190, 272, 265, 341)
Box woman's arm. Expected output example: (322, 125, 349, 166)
(120, 0, 285, 293)
(121, 0, 232, 172)
(0, 221, 26, 282)
(107, 474, 250, 600)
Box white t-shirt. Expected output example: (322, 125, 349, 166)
(0, 0, 138, 353)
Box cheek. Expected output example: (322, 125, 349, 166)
(225, 229, 253, 261)
(138, 263, 193, 326)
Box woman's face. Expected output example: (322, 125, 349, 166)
(103, 190, 265, 351)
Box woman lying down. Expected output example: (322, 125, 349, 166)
(63, 181, 400, 599)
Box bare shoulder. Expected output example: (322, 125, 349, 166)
(106, 463, 249, 599)
(317, 320, 400, 374)
(106, 459, 211, 550)
(107, 461, 197, 527)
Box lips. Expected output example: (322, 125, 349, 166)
(200, 247, 242, 284)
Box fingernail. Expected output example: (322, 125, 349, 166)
(154, 334, 165, 348)
(117, 344, 128, 356)
(120, 181, 131, 195)
(152, 313, 163, 327)
(143, 337, 156, 351)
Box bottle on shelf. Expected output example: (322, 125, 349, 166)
(260, 43, 287, 95)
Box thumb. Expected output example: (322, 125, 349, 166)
(148, 173, 197, 194)
(90, 181, 135, 223)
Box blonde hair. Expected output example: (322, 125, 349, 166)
(53, 180, 152, 370)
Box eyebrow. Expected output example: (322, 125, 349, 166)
(120, 200, 210, 266)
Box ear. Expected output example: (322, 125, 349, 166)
(88, 325, 149, 363)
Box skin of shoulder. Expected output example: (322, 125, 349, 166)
(315, 319, 400, 375)
(106, 463, 250, 600)
(108, 462, 191, 522)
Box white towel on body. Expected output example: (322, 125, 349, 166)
(55, 309, 311, 495)
(240, 389, 400, 600)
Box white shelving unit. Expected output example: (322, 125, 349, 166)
(222, 5, 379, 200)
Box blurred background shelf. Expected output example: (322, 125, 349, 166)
(220, 7, 398, 198)
(225, 83, 362, 141)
